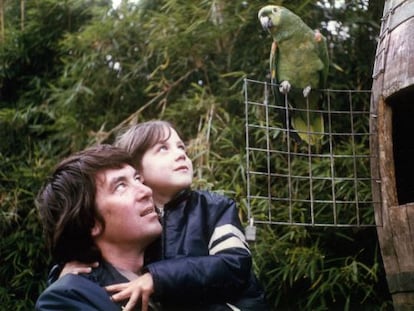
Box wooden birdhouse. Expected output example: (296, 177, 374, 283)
(371, 0, 414, 308)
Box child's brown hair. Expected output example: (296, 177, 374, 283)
(114, 120, 174, 169)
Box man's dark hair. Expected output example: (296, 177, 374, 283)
(36, 144, 134, 263)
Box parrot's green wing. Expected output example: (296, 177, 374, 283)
(269, 39, 303, 144)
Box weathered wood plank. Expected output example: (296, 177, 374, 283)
(383, 18, 414, 98)
(375, 96, 399, 275)
(389, 204, 414, 272)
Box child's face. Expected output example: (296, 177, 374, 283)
(140, 127, 193, 203)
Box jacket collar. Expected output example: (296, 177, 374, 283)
(164, 188, 191, 209)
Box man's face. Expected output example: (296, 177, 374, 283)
(140, 127, 193, 203)
(93, 164, 162, 249)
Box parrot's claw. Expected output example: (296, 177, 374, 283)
(279, 81, 291, 94)
(303, 86, 311, 97)
(314, 29, 323, 42)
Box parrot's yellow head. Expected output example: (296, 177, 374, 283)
(258, 5, 284, 32)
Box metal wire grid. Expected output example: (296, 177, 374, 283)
(244, 78, 381, 227)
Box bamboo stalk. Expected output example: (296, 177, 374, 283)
(20, 0, 24, 31)
(0, 0, 4, 42)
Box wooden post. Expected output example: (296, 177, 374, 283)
(371, 0, 414, 309)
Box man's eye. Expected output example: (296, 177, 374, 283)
(135, 174, 143, 182)
(115, 183, 126, 191)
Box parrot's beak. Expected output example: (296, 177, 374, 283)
(259, 15, 273, 31)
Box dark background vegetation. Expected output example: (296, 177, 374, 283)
(1, 0, 390, 309)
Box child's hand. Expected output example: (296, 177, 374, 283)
(105, 272, 154, 311)
(59, 261, 99, 278)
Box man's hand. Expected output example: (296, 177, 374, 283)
(59, 261, 99, 278)
(105, 272, 154, 311)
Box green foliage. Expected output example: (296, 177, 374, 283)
(252, 225, 391, 310)
(0, 0, 391, 309)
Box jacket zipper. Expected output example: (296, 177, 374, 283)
(158, 207, 166, 260)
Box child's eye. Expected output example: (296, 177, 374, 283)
(178, 144, 186, 151)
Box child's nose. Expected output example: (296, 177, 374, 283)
(175, 148, 187, 159)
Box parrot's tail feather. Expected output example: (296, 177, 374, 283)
(292, 113, 324, 146)
(276, 94, 303, 144)
(287, 129, 303, 145)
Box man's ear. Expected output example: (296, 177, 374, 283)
(91, 221, 102, 237)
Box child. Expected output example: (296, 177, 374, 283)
(109, 120, 268, 310)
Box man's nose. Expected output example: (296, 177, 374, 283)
(135, 183, 153, 198)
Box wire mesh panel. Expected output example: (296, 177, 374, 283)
(244, 78, 381, 227)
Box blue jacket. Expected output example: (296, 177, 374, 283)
(37, 261, 158, 310)
(144, 189, 269, 310)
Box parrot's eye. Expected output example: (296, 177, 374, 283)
(272, 8, 278, 14)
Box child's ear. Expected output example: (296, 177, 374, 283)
(91, 221, 102, 237)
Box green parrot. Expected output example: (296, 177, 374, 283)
(258, 5, 329, 145)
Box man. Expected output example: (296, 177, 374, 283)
(35, 144, 162, 311)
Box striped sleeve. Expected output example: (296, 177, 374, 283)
(208, 224, 250, 255)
